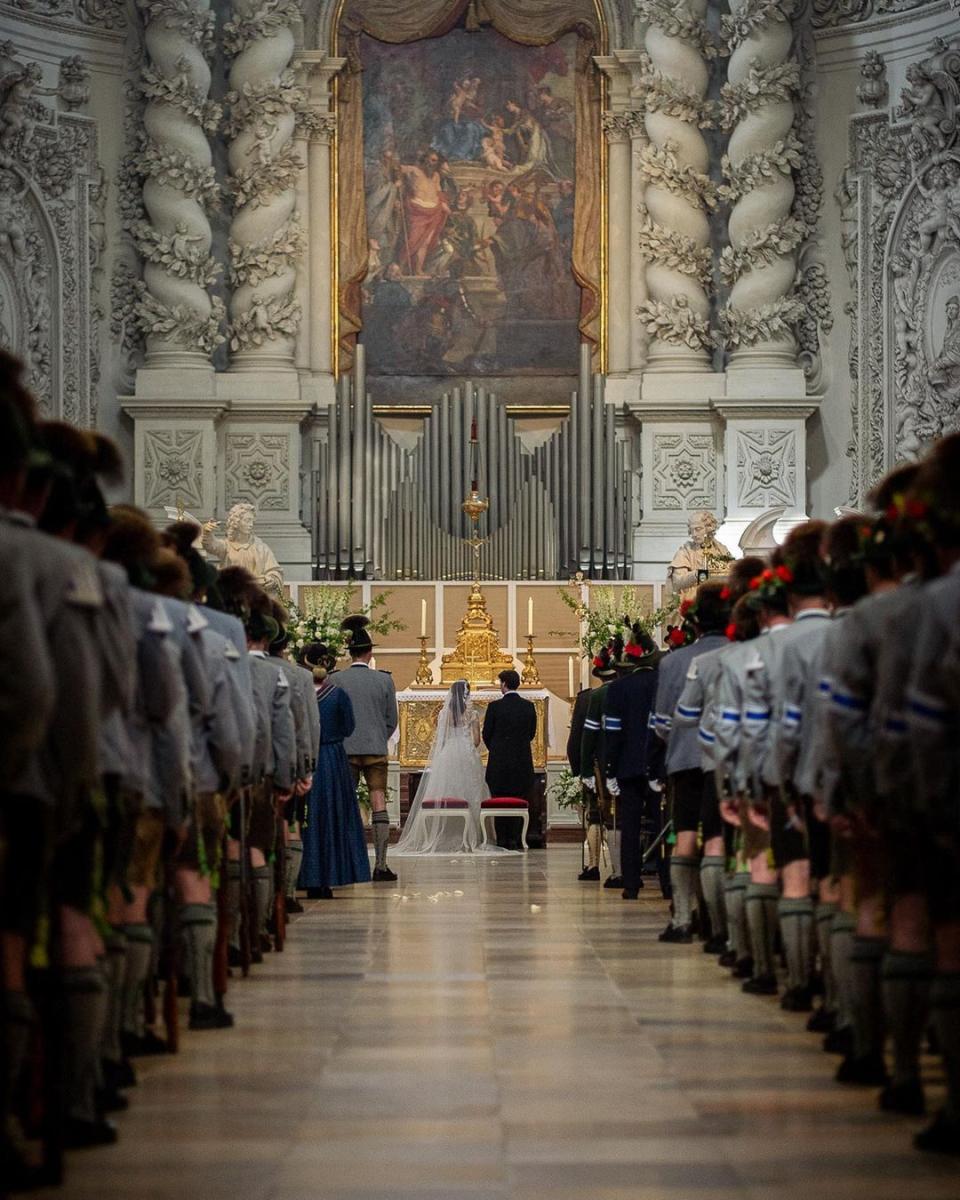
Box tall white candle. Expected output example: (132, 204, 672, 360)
(527, 596, 534, 637)
(568, 655, 575, 697)
(420, 597, 427, 638)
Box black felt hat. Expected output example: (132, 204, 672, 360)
(341, 613, 374, 653)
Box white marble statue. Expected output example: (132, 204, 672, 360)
(201, 501, 284, 598)
(668, 510, 734, 603)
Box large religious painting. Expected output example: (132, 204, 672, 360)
(358, 29, 580, 377)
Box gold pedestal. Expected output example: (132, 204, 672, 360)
(413, 636, 434, 687)
(520, 635, 541, 687)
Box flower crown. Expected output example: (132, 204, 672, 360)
(748, 563, 793, 601)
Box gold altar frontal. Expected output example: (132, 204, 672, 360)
(395, 689, 550, 770)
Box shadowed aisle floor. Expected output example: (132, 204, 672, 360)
(43, 849, 958, 1200)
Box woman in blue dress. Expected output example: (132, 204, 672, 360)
(298, 643, 371, 898)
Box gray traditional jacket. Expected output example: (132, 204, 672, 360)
(332, 662, 398, 756)
(654, 634, 727, 775)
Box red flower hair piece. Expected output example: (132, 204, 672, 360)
(725, 622, 737, 641)
(592, 655, 604, 668)
(720, 586, 731, 601)
(774, 564, 794, 584)
(679, 598, 693, 617)
(667, 627, 686, 649)
(625, 641, 644, 660)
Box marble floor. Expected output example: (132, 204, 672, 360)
(43, 850, 957, 1200)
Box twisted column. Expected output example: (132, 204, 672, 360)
(720, 0, 803, 368)
(635, 0, 719, 372)
(134, 0, 223, 366)
(225, 0, 307, 369)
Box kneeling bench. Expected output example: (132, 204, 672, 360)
(480, 797, 529, 850)
(420, 799, 472, 851)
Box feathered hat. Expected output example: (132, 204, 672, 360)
(342, 613, 375, 654)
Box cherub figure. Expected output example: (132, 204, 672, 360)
(0, 167, 29, 259)
(0, 59, 57, 156)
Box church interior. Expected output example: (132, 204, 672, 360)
(1, 0, 960, 1193)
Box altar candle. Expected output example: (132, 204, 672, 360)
(420, 598, 427, 638)
(527, 597, 534, 637)
(568, 655, 575, 698)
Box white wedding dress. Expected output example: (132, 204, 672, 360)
(393, 685, 513, 856)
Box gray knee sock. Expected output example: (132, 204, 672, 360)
(285, 839, 303, 898)
(882, 950, 932, 1087)
(746, 883, 779, 978)
(700, 856, 727, 940)
(101, 926, 127, 1064)
(931, 972, 960, 1120)
(607, 828, 621, 876)
(669, 855, 699, 929)
(373, 811, 390, 871)
(816, 902, 838, 1013)
(252, 864, 272, 938)
(830, 911, 856, 1031)
(850, 935, 886, 1059)
(226, 860, 242, 951)
(778, 897, 814, 991)
(121, 923, 154, 1038)
(728, 872, 751, 960)
(180, 903, 217, 1009)
(63, 965, 108, 1123)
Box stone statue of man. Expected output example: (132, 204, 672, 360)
(668, 510, 733, 603)
(201, 501, 284, 598)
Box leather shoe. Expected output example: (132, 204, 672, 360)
(742, 973, 778, 995)
(63, 1116, 117, 1149)
(286, 897, 304, 913)
(880, 1078, 925, 1116)
(806, 1006, 834, 1033)
(732, 957, 754, 979)
(836, 1052, 887, 1086)
(914, 1109, 960, 1155)
(578, 866, 600, 881)
(621, 888, 640, 900)
(823, 1025, 853, 1056)
(703, 935, 727, 955)
(372, 866, 398, 882)
(603, 874, 624, 889)
(658, 924, 693, 943)
(717, 949, 737, 969)
(122, 1029, 167, 1058)
(780, 986, 814, 1013)
(96, 1085, 129, 1114)
(306, 887, 334, 899)
(189, 1002, 234, 1031)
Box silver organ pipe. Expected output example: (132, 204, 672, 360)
(310, 368, 635, 581)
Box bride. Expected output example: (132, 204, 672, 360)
(393, 679, 509, 856)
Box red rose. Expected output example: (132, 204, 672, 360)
(775, 564, 794, 584)
(749, 575, 763, 591)
(667, 627, 686, 648)
(679, 599, 693, 617)
(725, 622, 737, 641)
(720, 586, 731, 601)
(625, 642, 643, 660)
(592, 655, 604, 668)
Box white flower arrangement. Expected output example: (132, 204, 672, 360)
(286, 587, 404, 660)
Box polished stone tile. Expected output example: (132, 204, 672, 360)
(36, 849, 955, 1200)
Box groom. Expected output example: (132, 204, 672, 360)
(482, 670, 537, 850)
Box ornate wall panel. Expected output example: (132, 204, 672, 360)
(0, 48, 103, 424)
(224, 431, 291, 511)
(142, 427, 205, 510)
(838, 34, 960, 503)
(651, 431, 718, 512)
(736, 428, 798, 509)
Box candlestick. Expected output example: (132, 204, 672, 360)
(568, 655, 575, 698)
(414, 635, 433, 687)
(527, 596, 534, 637)
(520, 634, 541, 687)
(420, 597, 427, 638)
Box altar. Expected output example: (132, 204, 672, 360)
(395, 688, 550, 770)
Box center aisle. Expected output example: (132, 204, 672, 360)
(46, 850, 957, 1200)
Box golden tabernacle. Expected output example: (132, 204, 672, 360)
(438, 583, 515, 686)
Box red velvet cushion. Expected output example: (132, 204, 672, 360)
(421, 799, 470, 809)
(481, 797, 529, 809)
